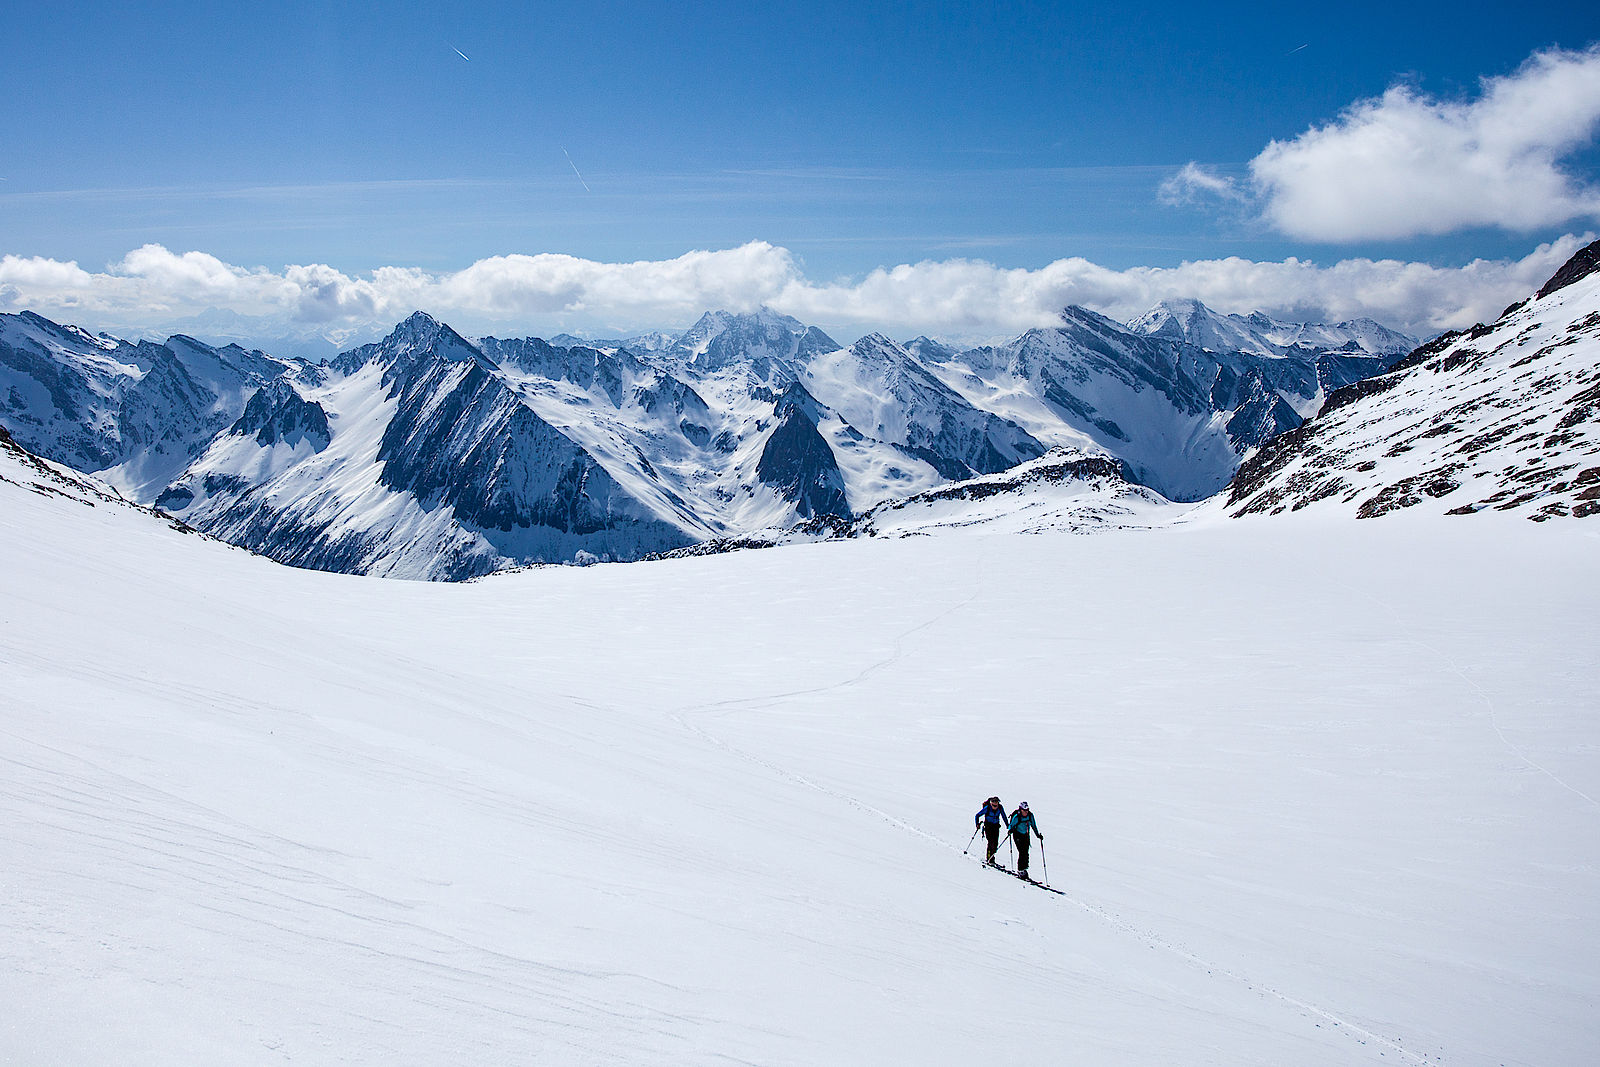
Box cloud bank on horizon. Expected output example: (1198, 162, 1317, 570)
(0, 235, 1589, 344)
(2, 43, 1596, 346)
(1166, 45, 1600, 242)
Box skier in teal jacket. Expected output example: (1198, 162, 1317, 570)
(1008, 802, 1043, 879)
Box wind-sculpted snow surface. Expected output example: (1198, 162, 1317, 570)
(1227, 240, 1600, 520)
(3, 443, 1597, 1065)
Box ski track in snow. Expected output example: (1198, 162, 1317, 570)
(670, 575, 1440, 1067)
(1361, 594, 1600, 817)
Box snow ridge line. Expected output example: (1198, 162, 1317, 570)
(671, 587, 1437, 1066)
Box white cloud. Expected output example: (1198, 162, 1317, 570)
(0, 236, 1589, 345)
(1158, 163, 1246, 206)
(1173, 46, 1600, 241)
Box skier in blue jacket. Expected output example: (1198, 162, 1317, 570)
(974, 796, 1009, 865)
(1008, 802, 1043, 879)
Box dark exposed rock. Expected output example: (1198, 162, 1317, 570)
(231, 380, 332, 450)
(755, 383, 851, 519)
(1536, 238, 1600, 299)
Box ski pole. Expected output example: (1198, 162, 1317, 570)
(963, 825, 980, 855)
(1040, 839, 1049, 886)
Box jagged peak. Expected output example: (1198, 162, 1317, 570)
(1537, 237, 1600, 300)
(798, 325, 841, 354)
(330, 311, 482, 378)
(1056, 305, 1129, 334)
(1157, 296, 1211, 316)
(380, 311, 475, 352)
(400, 309, 441, 329)
(852, 331, 903, 352)
(10, 310, 125, 351)
(773, 379, 826, 420)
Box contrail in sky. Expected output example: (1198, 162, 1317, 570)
(562, 147, 592, 193)
(1286, 43, 1309, 55)
(452, 46, 470, 61)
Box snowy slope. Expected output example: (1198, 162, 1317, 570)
(3, 444, 1597, 1065)
(477, 334, 810, 537)
(1226, 240, 1600, 521)
(800, 333, 1044, 483)
(849, 449, 1175, 537)
(0, 423, 229, 544)
(665, 308, 839, 384)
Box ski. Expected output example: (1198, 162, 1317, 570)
(983, 861, 1065, 894)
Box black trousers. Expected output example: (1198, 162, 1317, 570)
(983, 823, 1000, 860)
(1013, 832, 1031, 871)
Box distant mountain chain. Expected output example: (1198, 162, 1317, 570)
(5, 251, 1595, 579)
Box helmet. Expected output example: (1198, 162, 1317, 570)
(1018, 802, 1029, 810)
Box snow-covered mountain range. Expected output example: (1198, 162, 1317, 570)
(1, 298, 1419, 577)
(1129, 298, 1416, 360)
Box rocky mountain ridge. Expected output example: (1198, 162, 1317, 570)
(1225, 239, 1600, 521)
(0, 298, 1431, 577)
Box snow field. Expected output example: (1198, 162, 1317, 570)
(2, 471, 1597, 1065)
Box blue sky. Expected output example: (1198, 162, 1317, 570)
(3, 1, 1599, 342)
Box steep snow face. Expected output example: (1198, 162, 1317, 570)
(801, 334, 1045, 484)
(487, 315, 1061, 532)
(0, 312, 295, 499)
(4, 441, 1598, 1066)
(1226, 242, 1600, 521)
(1134, 300, 1410, 419)
(1129, 298, 1416, 358)
(160, 358, 512, 580)
(480, 334, 815, 540)
(161, 318, 710, 578)
(549, 329, 681, 354)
